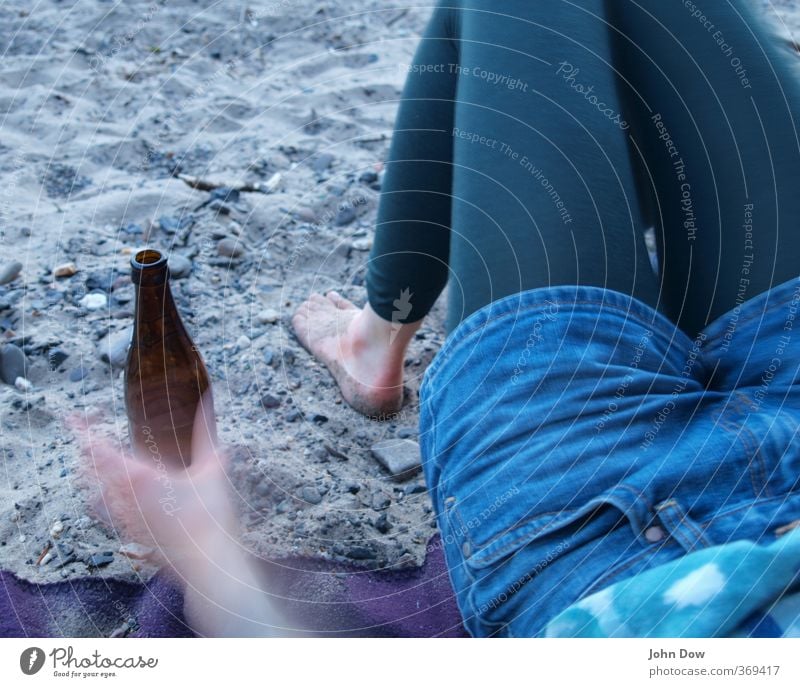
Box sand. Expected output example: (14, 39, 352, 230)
(1, 0, 800, 590)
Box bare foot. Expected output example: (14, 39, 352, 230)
(291, 291, 407, 417)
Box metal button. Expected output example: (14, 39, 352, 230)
(644, 525, 665, 543)
(462, 541, 472, 557)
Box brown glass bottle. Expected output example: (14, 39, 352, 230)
(124, 249, 215, 469)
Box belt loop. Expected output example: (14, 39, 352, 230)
(654, 499, 714, 553)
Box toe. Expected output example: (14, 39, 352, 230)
(326, 290, 356, 310)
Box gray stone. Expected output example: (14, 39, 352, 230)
(217, 237, 245, 258)
(260, 393, 281, 409)
(370, 439, 422, 480)
(301, 486, 323, 505)
(168, 254, 192, 279)
(334, 205, 357, 226)
(99, 327, 132, 367)
(0, 344, 27, 384)
(87, 551, 114, 567)
(0, 261, 22, 285)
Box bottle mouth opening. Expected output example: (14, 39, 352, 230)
(131, 249, 168, 285)
(132, 249, 167, 269)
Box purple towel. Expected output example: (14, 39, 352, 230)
(0, 534, 467, 638)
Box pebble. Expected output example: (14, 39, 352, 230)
(118, 542, 155, 560)
(99, 327, 132, 367)
(312, 153, 335, 174)
(260, 393, 281, 409)
(14, 376, 32, 392)
(0, 260, 22, 285)
(352, 238, 372, 251)
(49, 521, 64, 539)
(87, 551, 114, 567)
(370, 439, 422, 480)
(293, 207, 317, 223)
(374, 513, 392, 534)
(301, 486, 323, 505)
(371, 493, 392, 511)
(396, 426, 417, 439)
(217, 237, 245, 258)
(210, 187, 241, 204)
(85, 269, 118, 293)
(79, 293, 107, 310)
(334, 206, 357, 226)
(347, 546, 376, 560)
(358, 170, 379, 185)
(53, 262, 78, 278)
(0, 344, 27, 384)
(236, 334, 251, 350)
(257, 308, 280, 324)
(263, 347, 276, 366)
(68, 365, 88, 382)
(47, 348, 69, 370)
(168, 254, 192, 280)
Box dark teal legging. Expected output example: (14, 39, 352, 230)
(365, 0, 800, 337)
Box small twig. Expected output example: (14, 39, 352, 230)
(174, 173, 264, 193)
(386, 9, 409, 27)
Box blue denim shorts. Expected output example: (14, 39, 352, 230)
(419, 277, 800, 637)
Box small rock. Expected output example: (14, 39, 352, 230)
(85, 269, 118, 293)
(312, 153, 335, 174)
(236, 334, 251, 350)
(80, 293, 107, 310)
(257, 308, 280, 324)
(49, 521, 64, 539)
(0, 344, 27, 384)
(371, 493, 392, 511)
(311, 413, 328, 424)
(210, 187, 240, 204)
(370, 439, 422, 480)
(217, 237, 245, 258)
(347, 546, 376, 560)
(263, 347, 276, 366)
(0, 260, 22, 285)
(285, 409, 302, 422)
(157, 215, 191, 235)
(99, 327, 132, 367)
(374, 513, 392, 534)
(260, 393, 281, 409)
(396, 426, 417, 439)
(68, 365, 88, 382)
(293, 207, 317, 223)
(87, 551, 114, 567)
(334, 205, 357, 227)
(263, 172, 282, 192)
(358, 170, 379, 185)
(14, 376, 32, 392)
(301, 486, 323, 505)
(335, 242, 352, 258)
(48, 348, 69, 370)
(352, 238, 372, 251)
(404, 482, 427, 496)
(53, 262, 78, 278)
(118, 542, 155, 560)
(168, 254, 192, 280)
(346, 482, 361, 494)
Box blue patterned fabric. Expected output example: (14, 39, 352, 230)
(544, 525, 800, 637)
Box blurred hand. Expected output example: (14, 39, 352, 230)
(73, 394, 237, 567)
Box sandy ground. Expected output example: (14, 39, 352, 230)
(1, 0, 800, 589)
(0, 0, 445, 585)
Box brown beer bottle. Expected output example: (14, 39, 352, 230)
(124, 249, 215, 469)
